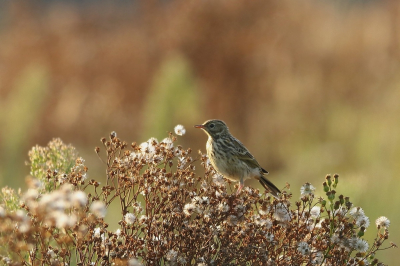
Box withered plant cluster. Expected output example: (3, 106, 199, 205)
(0, 132, 395, 265)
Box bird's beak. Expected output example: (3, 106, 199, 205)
(194, 124, 204, 129)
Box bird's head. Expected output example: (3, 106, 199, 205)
(194, 119, 229, 139)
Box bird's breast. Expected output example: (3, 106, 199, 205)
(206, 138, 252, 182)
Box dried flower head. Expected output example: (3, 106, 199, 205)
(376, 216, 390, 229)
(297, 241, 310, 255)
(125, 213, 136, 225)
(350, 237, 369, 252)
(300, 183, 315, 196)
(90, 201, 107, 218)
(274, 202, 291, 222)
(174, 124, 186, 136)
(310, 206, 320, 218)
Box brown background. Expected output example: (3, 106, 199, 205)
(0, 1, 398, 263)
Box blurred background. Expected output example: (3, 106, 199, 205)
(0, 0, 399, 263)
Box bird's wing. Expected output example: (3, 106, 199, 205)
(231, 137, 263, 170)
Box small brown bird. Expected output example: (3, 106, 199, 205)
(195, 119, 280, 198)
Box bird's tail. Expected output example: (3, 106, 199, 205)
(256, 175, 281, 198)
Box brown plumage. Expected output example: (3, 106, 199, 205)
(195, 119, 280, 198)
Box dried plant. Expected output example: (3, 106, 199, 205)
(0, 130, 395, 265)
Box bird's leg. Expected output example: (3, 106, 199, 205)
(236, 181, 244, 195)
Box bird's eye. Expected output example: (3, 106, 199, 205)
(209, 123, 215, 129)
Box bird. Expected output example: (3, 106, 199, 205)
(194, 119, 280, 198)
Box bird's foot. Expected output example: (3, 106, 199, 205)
(236, 183, 244, 196)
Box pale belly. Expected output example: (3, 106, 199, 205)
(207, 139, 259, 182)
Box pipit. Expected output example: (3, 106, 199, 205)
(195, 119, 280, 198)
